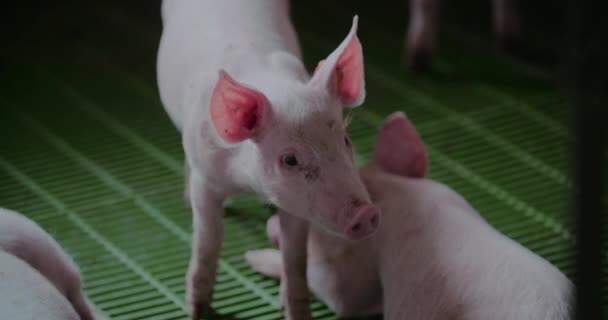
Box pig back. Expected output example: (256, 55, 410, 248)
(157, 0, 301, 130)
(365, 174, 572, 320)
(0, 208, 82, 302)
(364, 174, 474, 319)
(0, 251, 80, 320)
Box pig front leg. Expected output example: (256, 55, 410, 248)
(404, 0, 439, 71)
(186, 173, 225, 319)
(278, 212, 312, 320)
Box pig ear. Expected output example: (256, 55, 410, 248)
(310, 16, 365, 108)
(210, 70, 268, 143)
(372, 112, 427, 178)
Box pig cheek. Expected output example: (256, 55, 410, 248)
(312, 192, 344, 231)
(269, 176, 312, 218)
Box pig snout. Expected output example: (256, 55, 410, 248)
(344, 204, 380, 240)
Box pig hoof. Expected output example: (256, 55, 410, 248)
(187, 298, 212, 320)
(186, 277, 213, 319)
(404, 49, 433, 73)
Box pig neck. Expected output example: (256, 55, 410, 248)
(359, 164, 449, 255)
(362, 165, 490, 313)
(360, 164, 433, 226)
(235, 51, 310, 97)
(305, 164, 435, 255)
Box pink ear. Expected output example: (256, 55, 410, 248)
(372, 112, 427, 178)
(311, 16, 365, 108)
(334, 27, 364, 106)
(210, 70, 267, 143)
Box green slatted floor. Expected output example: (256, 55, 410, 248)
(0, 1, 603, 319)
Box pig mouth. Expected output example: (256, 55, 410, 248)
(311, 220, 348, 238)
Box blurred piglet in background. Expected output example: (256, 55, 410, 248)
(157, 1, 379, 318)
(406, 0, 520, 70)
(0, 208, 95, 320)
(246, 112, 573, 320)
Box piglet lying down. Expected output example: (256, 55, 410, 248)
(0, 208, 95, 320)
(246, 112, 573, 320)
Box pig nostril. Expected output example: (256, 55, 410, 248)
(370, 214, 379, 228)
(346, 205, 381, 239)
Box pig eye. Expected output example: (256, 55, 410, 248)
(344, 136, 352, 147)
(282, 154, 299, 167)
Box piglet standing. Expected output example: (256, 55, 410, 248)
(247, 112, 573, 319)
(157, 1, 380, 319)
(0, 208, 95, 320)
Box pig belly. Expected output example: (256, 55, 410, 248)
(0, 251, 79, 320)
(157, 0, 299, 130)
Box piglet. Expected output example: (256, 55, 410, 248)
(405, 0, 520, 70)
(0, 251, 80, 320)
(157, 1, 379, 318)
(0, 208, 95, 320)
(246, 112, 573, 319)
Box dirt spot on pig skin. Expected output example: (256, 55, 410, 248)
(301, 165, 320, 182)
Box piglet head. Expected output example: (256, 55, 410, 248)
(209, 16, 379, 240)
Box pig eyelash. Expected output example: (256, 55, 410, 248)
(344, 135, 352, 147)
(343, 111, 354, 130)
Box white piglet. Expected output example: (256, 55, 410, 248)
(157, 1, 379, 319)
(247, 112, 573, 320)
(0, 208, 95, 320)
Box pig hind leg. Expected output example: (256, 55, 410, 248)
(245, 249, 282, 279)
(404, 0, 439, 71)
(243, 214, 282, 279)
